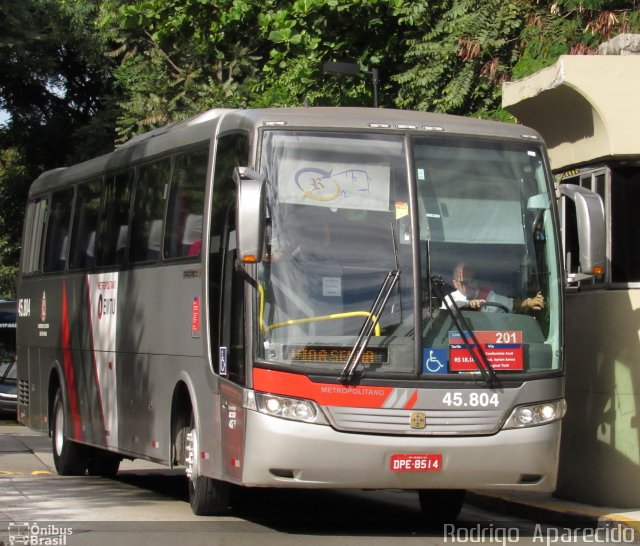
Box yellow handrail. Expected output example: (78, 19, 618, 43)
(258, 283, 381, 336)
(266, 311, 381, 336)
(258, 283, 266, 333)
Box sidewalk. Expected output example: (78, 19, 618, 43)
(467, 490, 640, 533)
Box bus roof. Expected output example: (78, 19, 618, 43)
(28, 107, 543, 197)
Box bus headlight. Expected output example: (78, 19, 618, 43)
(253, 392, 328, 425)
(502, 400, 566, 429)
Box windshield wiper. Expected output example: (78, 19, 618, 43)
(340, 270, 400, 383)
(431, 276, 501, 389)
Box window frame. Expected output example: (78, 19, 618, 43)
(20, 199, 48, 276)
(42, 188, 75, 273)
(162, 147, 210, 262)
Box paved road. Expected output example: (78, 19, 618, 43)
(0, 420, 617, 546)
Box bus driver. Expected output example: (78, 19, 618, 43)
(446, 262, 545, 313)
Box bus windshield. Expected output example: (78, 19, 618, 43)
(257, 130, 561, 378)
(417, 137, 561, 377)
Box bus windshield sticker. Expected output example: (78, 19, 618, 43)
(322, 277, 342, 297)
(448, 331, 524, 371)
(277, 160, 391, 211)
(422, 348, 448, 374)
(395, 201, 409, 219)
(219, 347, 228, 376)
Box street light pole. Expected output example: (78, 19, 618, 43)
(370, 67, 379, 109)
(322, 61, 379, 108)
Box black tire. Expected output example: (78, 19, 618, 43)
(87, 448, 121, 478)
(418, 489, 466, 521)
(189, 475, 230, 515)
(185, 414, 230, 515)
(51, 389, 88, 476)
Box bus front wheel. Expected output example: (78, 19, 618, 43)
(51, 389, 88, 476)
(185, 416, 230, 515)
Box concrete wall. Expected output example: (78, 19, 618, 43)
(557, 290, 640, 507)
(502, 55, 640, 171)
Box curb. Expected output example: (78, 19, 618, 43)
(467, 491, 640, 536)
(466, 492, 599, 524)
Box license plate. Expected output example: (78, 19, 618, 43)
(390, 453, 442, 472)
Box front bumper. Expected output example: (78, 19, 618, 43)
(241, 409, 561, 491)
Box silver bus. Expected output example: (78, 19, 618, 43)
(16, 108, 604, 518)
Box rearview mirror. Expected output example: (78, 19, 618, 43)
(233, 167, 266, 264)
(558, 184, 605, 281)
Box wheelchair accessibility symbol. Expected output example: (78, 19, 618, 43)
(423, 348, 448, 374)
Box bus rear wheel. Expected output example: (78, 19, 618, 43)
(51, 389, 88, 476)
(185, 416, 230, 515)
(418, 489, 466, 521)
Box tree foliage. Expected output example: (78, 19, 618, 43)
(395, 0, 528, 117)
(0, 148, 28, 296)
(0, 0, 115, 296)
(0, 0, 116, 164)
(98, 0, 407, 138)
(0, 0, 638, 295)
(395, 0, 640, 118)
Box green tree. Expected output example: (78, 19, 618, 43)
(395, 0, 640, 119)
(0, 0, 116, 164)
(0, 0, 116, 295)
(0, 147, 27, 297)
(98, 0, 409, 138)
(514, 0, 640, 79)
(251, 0, 407, 108)
(395, 0, 527, 117)
(98, 0, 262, 139)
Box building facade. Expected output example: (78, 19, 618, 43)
(502, 40, 640, 507)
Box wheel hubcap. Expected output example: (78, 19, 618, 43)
(185, 428, 200, 483)
(54, 403, 64, 456)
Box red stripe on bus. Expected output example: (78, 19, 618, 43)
(61, 282, 83, 440)
(404, 390, 418, 410)
(253, 368, 392, 408)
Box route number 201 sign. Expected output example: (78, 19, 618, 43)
(449, 330, 524, 371)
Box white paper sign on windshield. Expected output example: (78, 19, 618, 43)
(277, 160, 390, 212)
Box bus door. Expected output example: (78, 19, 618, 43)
(218, 215, 246, 482)
(208, 131, 249, 481)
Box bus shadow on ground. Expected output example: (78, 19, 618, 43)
(116, 470, 456, 536)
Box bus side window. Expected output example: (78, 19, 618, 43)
(97, 170, 133, 267)
(43, 189, 74, 273)
(69, 179, 102, 270)
(164, 149, 208, 259)
(21, 199, 48, 275)
(183, 214, 203, 256)
(130, 158, 171, 264)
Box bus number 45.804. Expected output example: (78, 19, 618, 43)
(442, 392, 500, 408)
